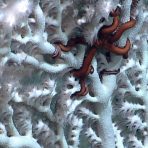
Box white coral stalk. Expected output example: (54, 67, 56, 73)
(77, 107, 100, 121)
(118, 102, 145, 117)
(68, 116, 83, 148)
(113, 124, 124, 148)
(7, 52, 69, 73)
(85, 127, 102, 147)
(95, 101, 116, 148)
(127, 135, 144, 148)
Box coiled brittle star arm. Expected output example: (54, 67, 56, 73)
(72, 47, 97, 97)
(109, 18, 136, 43)
(100, 7, 120, 35)
(55, 7, 136, 97)
(103, 38, 131, 56)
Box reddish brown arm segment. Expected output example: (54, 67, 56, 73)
(100, 16, 119, 35)
(58, 44, 72, 52)
(57, 37, 86, 52)
(54, 6, 136, 98)
(73, 47, 97, 78)
(104, 38, 131, 55)
(110, 18, 136, 42)
(72, 79, 88, 97)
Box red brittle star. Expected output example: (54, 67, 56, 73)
(54, 7, 136, 97)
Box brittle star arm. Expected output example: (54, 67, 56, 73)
(57, 37, 86, 52)
(72, 78, 89, 97)
(110, 18, 136, 42)
(103, 38, 131, 55)
(99, 7, 120, 35)
(100, 15, 119, 35)
(100, 16, 119, 35)
(72, 47, 97, 96)
(72, 47, 97, 78)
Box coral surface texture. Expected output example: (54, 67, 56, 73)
(0, 0, 148, 148)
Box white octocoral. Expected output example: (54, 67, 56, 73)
(0, 0, 146, 148)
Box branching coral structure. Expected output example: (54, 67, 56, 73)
(0, 0, 147, 148)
